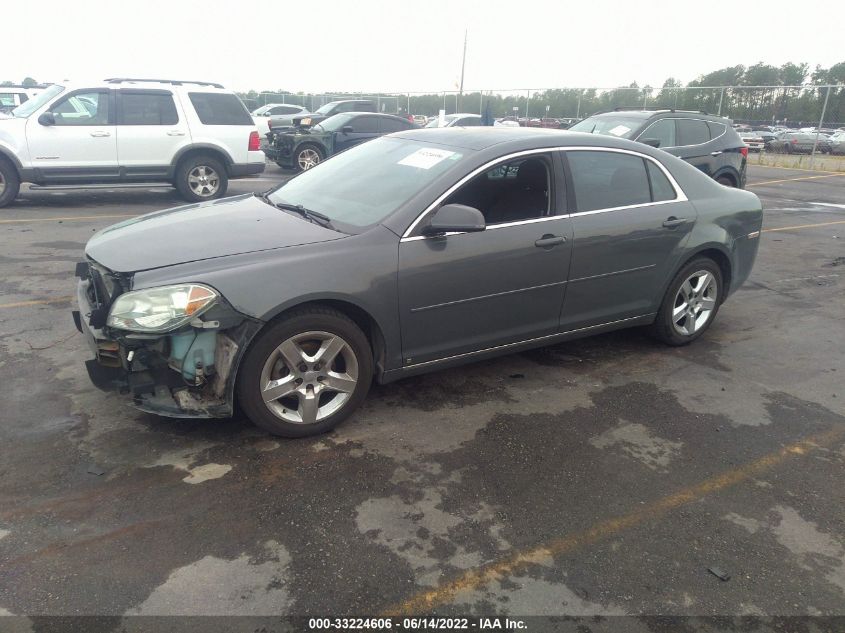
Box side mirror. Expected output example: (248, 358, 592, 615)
(38, 112, 56, 126)
(422, 204, 486, 236)
(640, 138, 661, 148)
(341, 125, 354, 134)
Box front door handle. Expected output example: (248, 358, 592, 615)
(167, 130, 186, 136)
(710, 150, 723, 156)
(535, 234, 566, 248)
(89, 131, 111, 137)
(662, 217, 688, 228)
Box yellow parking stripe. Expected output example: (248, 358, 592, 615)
(384, 426, 844, 616)
(763, 219, 845, 233)
(748, 173, 845, 187)
(0, 297, 74, 309)
(0, 213, 135, 224)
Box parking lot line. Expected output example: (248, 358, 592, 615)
(748, 173, 845, 187)
(0, 297, 74, 309)
(0, 213, 135, 225)
(762, 219, 845, 233)
(384, 426, 844, 616)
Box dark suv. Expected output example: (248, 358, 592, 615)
(570, 109, 747, 188)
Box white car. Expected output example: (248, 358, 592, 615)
(251, 103, 308, 136)
(0, 78, 265, 207)
(0, 86, 43, 114)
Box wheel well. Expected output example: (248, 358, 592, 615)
(715, 172, 737, 187)
(175, 148, 232, 176)
(688, 248, 732, 298)
(295, 142, 324, 156)
(268, 300, 386, 369)
(0, 152, 19, 176)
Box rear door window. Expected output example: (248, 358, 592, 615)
(567, 151, 651, 211)
(118, 91, 178, 125)
(638, 118, 676, 148)
(677, 119, 710, 146)
(188, 92, 252, 125)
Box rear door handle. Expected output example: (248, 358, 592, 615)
(535, 234, 566, 248)
(167, 130, 186, 136)
(89, 131, 111, 137)
(662, 217, 687, 228)
(710, 150, 723, 156)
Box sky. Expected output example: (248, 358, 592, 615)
(3, 0, 844, 94)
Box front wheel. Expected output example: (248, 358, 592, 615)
(0, 159, 21, 208)
(294, 144, 324, 172)
(236, 307, 373, 437)
(650, 258, 723, 346)
(175, 155, 228, 202)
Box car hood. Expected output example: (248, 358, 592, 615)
(85, 194, 345, 273)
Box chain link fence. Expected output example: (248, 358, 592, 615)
(243, 85, 845, 128)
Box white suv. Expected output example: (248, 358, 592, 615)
(0, 78, 265, 207)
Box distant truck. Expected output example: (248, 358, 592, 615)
(267, 99, 377, 134)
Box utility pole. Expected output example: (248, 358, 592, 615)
(458, 29, 467, 112)
(809, 86, 831, 171)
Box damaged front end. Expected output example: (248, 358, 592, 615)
(72, 259, 261, 418)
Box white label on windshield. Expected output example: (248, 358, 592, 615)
(608, 125, 631, 137)
(398, 147, 456, 169)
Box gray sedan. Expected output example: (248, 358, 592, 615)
(74, 128, 763, 437)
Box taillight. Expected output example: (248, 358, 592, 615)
(740, 146, 748, 157)
(248, 131, 260, 151)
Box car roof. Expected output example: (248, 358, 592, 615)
(54, 79, 233, 93)
(392, 127, 663, 153)
(588, 109, 730, 122)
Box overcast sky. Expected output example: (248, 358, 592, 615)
(4, 0, 843, 94)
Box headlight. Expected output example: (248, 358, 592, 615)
(107, 284, 218, 333)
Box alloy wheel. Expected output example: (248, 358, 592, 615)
(187, 165, 220, 197)
(259, 330, 359, 425)
(297, 149, 321, 171)
(672, 270, 718, 336)
(0, 170, 5, 197)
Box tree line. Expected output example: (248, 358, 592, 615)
(242, 61, 845, 126)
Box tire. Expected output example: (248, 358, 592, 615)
(175, 154, 228, 202)
(0, 158, 21, 208)
(293, 144, 324, 172)
(236, 307, 373, 438)
(650, 257, 723, 347)
(716, 175, 735, 187)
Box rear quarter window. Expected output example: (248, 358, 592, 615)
(188, 92, 253, 125)
(707, 121, 726, 139)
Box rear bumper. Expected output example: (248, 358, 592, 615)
(229, 161, 265, 177)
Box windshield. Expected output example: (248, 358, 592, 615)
(12, 84, 64, 118)
(425, 115, 457, 128)
(267, 137, 464, 231)
(315, 102, 340, 115)
(315, 113, 353, 132)
(568, 115, 645, 138)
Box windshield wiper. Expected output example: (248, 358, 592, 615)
(264, 198, 334, 228)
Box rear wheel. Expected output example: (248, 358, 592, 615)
(650, 257, 723, 346)
(175, 155, 228, 202)
(237, 307, 373, 437)
(0, 159, 20, 208)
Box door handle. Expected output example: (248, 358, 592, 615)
(167, 130, 186, 136)
(710, 150, 723, 156)
(534, 234, 566, 248)
(662, 217, 687, 228)
(89, 131, 111, 137)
